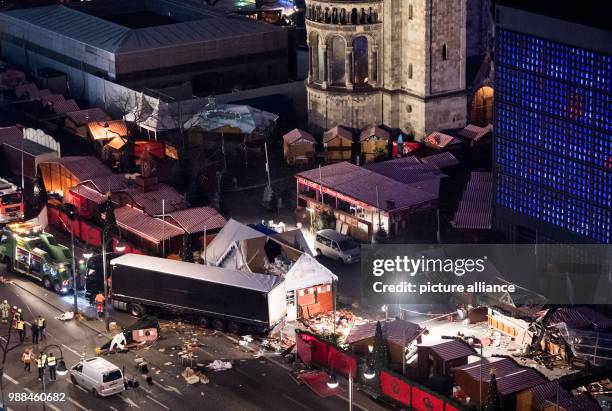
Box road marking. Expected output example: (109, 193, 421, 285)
(61, 343, 82, 357)
(68, 397, 91, 411)
(118, 394, 140, 408)
(69, 380, 87, 392)
(152, 380, 182, 396)
(146, 395, 170, 410)
(109, 407, 119, 411)
(3, 373, 19, 384)
(281, 393, 310, 410)
(139, 385, 153, 395)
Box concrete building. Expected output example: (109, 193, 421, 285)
(0, 0, 289, 97)
(494, 0, 612, 244)
(303, 0, 493, 137)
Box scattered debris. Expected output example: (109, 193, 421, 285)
(207, 360, 232, 371)
(55, 311, 74, 321)
(181, 367, 210, 385)
(164, 362, 173, 366)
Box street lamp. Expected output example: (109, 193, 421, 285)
(327, 370, 356, 411)
(63, 204, 78, 315)
(326, 373, 339, 389)
(102, 199, 126, 331)
(82, 248, 93, 259)
(363, 364, 375, 380)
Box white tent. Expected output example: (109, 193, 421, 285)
(284, 254, 337, 291)
(206, 219, 264, 266)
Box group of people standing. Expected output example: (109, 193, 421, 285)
(1, 300, 54, 380)
(0, 300, 46, 343)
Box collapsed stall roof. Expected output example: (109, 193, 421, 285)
(110, 253, 284, 293)
(284, 253, 337, 291)
(206, 219, 265, 266)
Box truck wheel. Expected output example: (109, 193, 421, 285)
(227, 322, 240, 335)
(128, 304, 146, 317)
(212, 319, 225, 331)
(43, 277, 52, 290)
(3, 257, 12, 273)
(53, 281, 62, 294)
(199, 317, 210, 328)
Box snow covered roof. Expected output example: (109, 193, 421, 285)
(110, 253, 284, 293)
(206, 219, 264, 266)
(184, 104, 278, 135)
(284, 254, 337, 291)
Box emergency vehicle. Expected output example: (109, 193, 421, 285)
(0, 178, 24, 224)
(0, 221, 73, 293)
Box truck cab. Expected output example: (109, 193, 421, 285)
(0, 222, 73, 293)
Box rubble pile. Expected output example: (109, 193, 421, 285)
(181, 367, 210, 384)
(300, 309, 363, 343)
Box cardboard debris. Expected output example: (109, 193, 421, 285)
(207, 360, 232, 371)
(182, 367, 209, 384)
(55, 311, 74, 321)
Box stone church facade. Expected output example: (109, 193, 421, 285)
(304, 0, 491, 138)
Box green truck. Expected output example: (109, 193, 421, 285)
(0, 221, 73, 294)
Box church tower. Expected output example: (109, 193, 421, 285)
(305, 0, 469, 138)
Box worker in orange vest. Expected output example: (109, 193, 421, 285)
(95, 291, 105, 318)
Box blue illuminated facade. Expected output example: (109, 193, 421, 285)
(494, 23, 612, 243)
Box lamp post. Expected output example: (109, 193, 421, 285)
(327, 365, 375, 411)
(102, 198, 125, 331)
(63, 204, 78, 315)
(40, 344, 68, 411)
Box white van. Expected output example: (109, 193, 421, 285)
(70, 357, 125, 397)
(314, 229, 360, 264)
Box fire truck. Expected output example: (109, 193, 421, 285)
(0, 178, 23, 224)
(0, 221, 73, 293)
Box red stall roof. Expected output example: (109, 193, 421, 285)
(44, 156, 112, 182)
(297, 162, 438, 212)
(51, 99, 79, 114)
(65, 108, 111, 127)
(418, 339, 477, 361)
(167, 206, 226, 234)
(283, 128, 316, 145)
(115, 205, 184, 244)
(124, 183, 188, 216)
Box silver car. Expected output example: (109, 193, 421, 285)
(314, 229, 360, 264)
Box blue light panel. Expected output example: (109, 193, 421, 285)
(495, 29, 612, 243)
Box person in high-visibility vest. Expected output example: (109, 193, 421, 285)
(36, 353, 46, 381)
(21, 348, 34, 374)
(11, 306, 19, 328)
(95, 292, 105, 318)
(16, 319, 25, 343)
(0, 300, 10, 324)
(37, 315, 46, 341)
(47, 352, 57, 381)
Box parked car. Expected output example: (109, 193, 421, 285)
(70, 357, 124, 397)
(314, 229, 360, 264)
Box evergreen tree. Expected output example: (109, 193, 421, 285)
(484, 369, 502, 411)
(181, 234, 194, 263)
(104, 196, 118, 235)
(372, 321, 389, 386)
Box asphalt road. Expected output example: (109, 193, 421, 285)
(0, 272, 386, 411)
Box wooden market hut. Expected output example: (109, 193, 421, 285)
(87, 120, 128, 150)
(283, 128, 316, 165)
(417, 339, 476, 378)
(323, 126, 352, 162)
(360, 125, 390, 162)
(39, 156, 112, 197)
(64, 108, 111, 138)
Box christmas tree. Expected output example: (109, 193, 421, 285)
(372, 321, 389, 386)
(181, 234, 194, 263)
(104, 195, 119, 238)
(484, 369, 501, 411)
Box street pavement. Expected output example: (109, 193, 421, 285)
(0, 271, 388, 411)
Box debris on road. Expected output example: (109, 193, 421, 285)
(181, 367, 210, 384)
(207, 360, 232, 371)
(55, 311, 74, 321)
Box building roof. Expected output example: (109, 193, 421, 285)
(167, 206, 226, 235)
(43, 156, 112, 182)
(1, 3, 284, 55)
(544, 393, 602, 411)
(297, 162, 438, 212)
(363, 156, 445, 189)
(418, 339, 477, 362)
(65, 108, 111, 127)
(283, 128, 316, 145)
(114, 205, 184, 244)
(284, 253, 337, 291)
(421, 152, 460, 169)
(0, 126, 23, 144)
(458, 124, 493, 142)
(70, 184, 108, 205)
(4, 139, 56, 156)
(454, 357, 548, 396)
(360, 125, 390, 142)
(88, 120, 128, 140)
(184, 104, 278, 135)
(206, 218, 264, 266)
(548, 307, 612, 330)
(51, 99, 80, 114)
(424, 132, 458, 149)
(124, 183, 187, 216)
(323, 126, 352, 143)
(82, 174, 128, 194)
(451, 172, 494, 230)
(345, 319, 423, 346)
(110, 253, 284, 293)
(521, 381, 571, 410)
